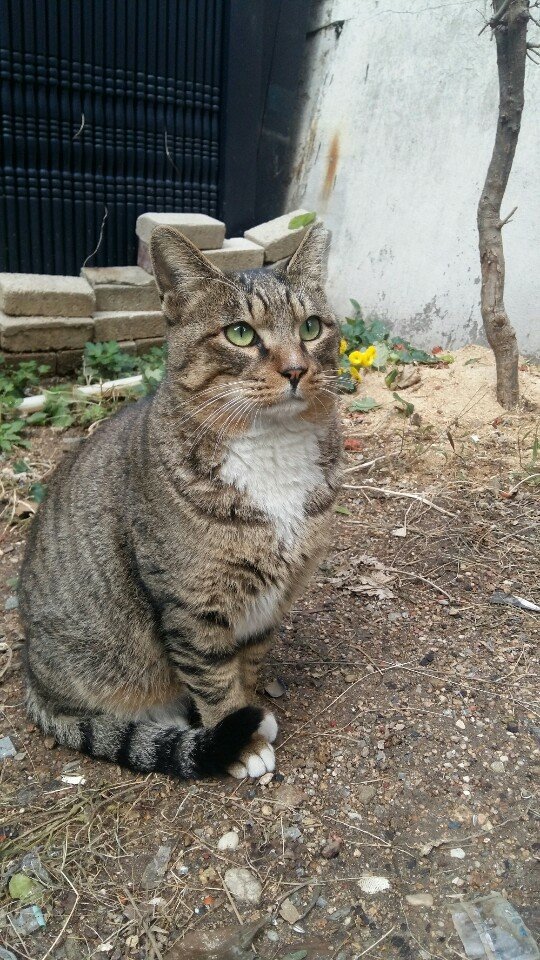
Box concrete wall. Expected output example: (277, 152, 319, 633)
(286, 0, 540, 357)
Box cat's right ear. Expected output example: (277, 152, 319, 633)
(150, 226, 227, 314)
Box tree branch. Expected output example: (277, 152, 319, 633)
(496, 205, 518, 228)
(479, 0, 514, 34)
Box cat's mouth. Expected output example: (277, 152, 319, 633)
(263, 395, 308, 420)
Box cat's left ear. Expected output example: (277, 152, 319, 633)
(286, 222, 330, 286)
(150, 226, 227, 306)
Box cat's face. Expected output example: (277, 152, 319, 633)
(151, 224, 340, 434)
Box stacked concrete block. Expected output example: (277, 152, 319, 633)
(204, 238, 264, 271)
(136, 212, 226, 274)
(82, 265, 166, 355)
(82, 265, 161, 311)
(244, 209, 315, 264)
(93, 309, 166, 342)
(0, 273, 95, 374)
(0, 273, 95, 317)
(136, 213, 269, 275)
(136, 213, 226, 249)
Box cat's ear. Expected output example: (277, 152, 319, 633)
(286, 222, 330, 286)
(150, 226, 227, 304)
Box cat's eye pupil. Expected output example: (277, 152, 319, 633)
(299, 316, 321, 341)
(225, 322, 255, 347)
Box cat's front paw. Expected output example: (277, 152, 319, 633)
(257, 710, 278, 744)
(228, 711, 278, 779)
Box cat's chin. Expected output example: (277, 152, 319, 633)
(260, 397, 309, 421)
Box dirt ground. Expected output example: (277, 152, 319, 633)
(1, 346, 539, 960)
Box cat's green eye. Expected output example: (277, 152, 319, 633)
(225, 322, 256, 347)
(299, 316, 321, 342)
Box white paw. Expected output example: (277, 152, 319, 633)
(228, 742, 275, 780)
(258, 711, 278, 744)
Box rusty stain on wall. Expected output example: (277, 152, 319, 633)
(321, 132, 340, 202)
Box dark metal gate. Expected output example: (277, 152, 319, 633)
(0, 0, 309, 275)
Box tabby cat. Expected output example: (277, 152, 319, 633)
(19, 223, 342, 780)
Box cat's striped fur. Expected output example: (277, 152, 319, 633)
(19, 224, 342, 779)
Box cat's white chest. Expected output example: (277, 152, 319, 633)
(220, 417, 325, 547)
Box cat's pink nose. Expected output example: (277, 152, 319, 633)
(280, 366, 307, 391)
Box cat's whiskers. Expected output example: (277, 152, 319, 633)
(184, 392, 259, 456)
(212, 397, 260, 459)
(173, 387, 246, 431)
(184, 396, 247, 453)
(168, 380, 247, 416)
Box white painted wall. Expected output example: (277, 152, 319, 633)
(287, 0, 540, 357)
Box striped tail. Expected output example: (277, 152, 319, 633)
(26, 685, 265, 779)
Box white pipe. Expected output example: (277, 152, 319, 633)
(16, 374, 144, 414)
(75, 375, 143, 398)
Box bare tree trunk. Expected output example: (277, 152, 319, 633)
(477, 0, 530, 409)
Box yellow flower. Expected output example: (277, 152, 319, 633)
(349, 366, 362, 382)
(363, 345, 377, 367)
(339, 338, 348, 355)
(348, 346, 377, 368)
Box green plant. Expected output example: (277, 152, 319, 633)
(27, 389, 75, 429)
(138, 345, 166, 394)
(0, 416, 30, 453)
(393, 392, 415, 417)
(288, 211, 316, 229)
(350, 396, 379, 413)
(0, 355, 50, 406)
(341, 300, 452, 369)
(82, 341, 138, 382)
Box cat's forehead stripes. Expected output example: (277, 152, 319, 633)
(242, 275, 308, 329)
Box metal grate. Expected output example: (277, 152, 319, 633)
(0, 0, 223, 273)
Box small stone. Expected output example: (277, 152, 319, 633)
(405, 893, 434, 907)
(450, 848, 466, 859)
(284, 826, 302, 841)
(266, 929, 279, 942)
(456, 719, 466, 730)
(217, 831, 239, 852)
(506, 720, 519, 733)
(490, 761, 505, 774)
(0, 736, 17, 760)
(321, 836, 343, 859)
(43, 736, 56, 750)
(261, 804, 273, 816)
(264, 677, 287, 698)
(279, 898, 302, 924)
(274, 784, 305, 810)
(141, 845, 171, 889)
(4, 595, 18, 611)
(259, 772, 273, 786)
(358, 785, 376, 804)
(223, 867, 262, 905)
